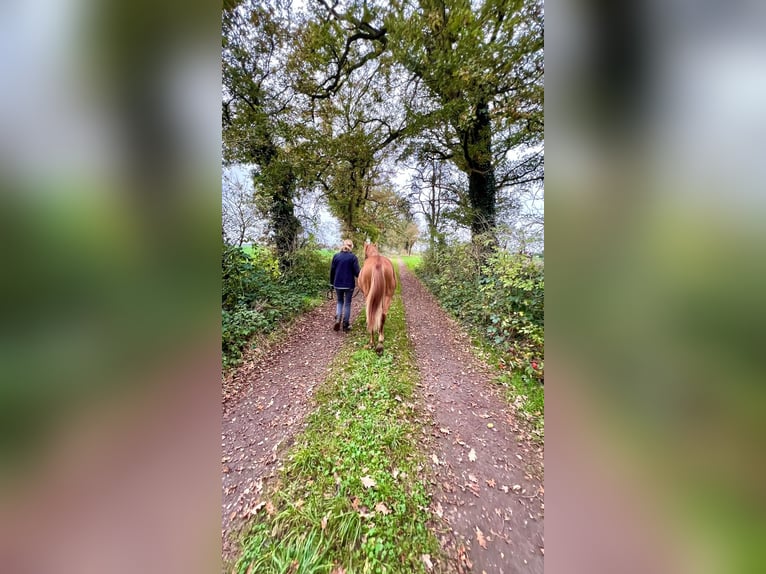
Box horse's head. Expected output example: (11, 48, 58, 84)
(364, 242, 379, 258)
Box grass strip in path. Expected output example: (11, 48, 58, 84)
(233, 270, 445, 574)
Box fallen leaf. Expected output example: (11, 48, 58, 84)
(486, 478, 496, 488)
(360, 476, 377, 489)
(458, 545, 473, 569)
(434, 502, 444, 518)
(246, 501, 266, 516)
(468, 448, 477, 462)
(421, 554, 433, 571)
(321, 515, 328, 531)
(468, 474, 478, 483)
(374, 502, 391, 515)
(439, 427, 450, 435)
(512, 484, 522, 492)
(265, 501, 276, 516)
(431, 453, 440, 465)
(476, 526, 488, 549)
(351, 497, 360, 510)
(501, 485, 509, 493)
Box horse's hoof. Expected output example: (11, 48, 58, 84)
(375, 345, 384, 355)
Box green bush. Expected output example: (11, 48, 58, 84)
(222, 242, 330, 368)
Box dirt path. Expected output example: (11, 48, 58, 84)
(221, 267, 544, 573)
(221, 293, 364, 564)
(399, 263, 545, 574)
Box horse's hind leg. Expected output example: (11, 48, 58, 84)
(375, 314, 386, 354)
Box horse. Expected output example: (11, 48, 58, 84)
(358, 242, 397, 354)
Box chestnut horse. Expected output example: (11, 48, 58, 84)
(358, 243, 397, 354)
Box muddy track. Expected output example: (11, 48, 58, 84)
(220, 293, 364, 564)
(399, 263, 544, 574)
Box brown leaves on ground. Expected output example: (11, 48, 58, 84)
(360, 475, 377, 488)
(475, 526, 488, 549)
(245, 500, 265, 517)
(457, 545, 473, 570)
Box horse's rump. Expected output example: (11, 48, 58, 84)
(359, 245, 396, 340)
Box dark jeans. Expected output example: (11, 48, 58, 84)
(335, 288, 353, 326)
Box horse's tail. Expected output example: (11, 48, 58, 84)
(366, 262, 384, 334)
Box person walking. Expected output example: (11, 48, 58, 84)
(330, 239, 360, 332)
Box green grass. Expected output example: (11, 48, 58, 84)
(233, 268, 444, 574)
(399, 254, 422, 272)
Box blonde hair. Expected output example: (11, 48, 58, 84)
(341, 239, 354, 252)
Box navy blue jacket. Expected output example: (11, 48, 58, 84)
(330, 251, 360, 289)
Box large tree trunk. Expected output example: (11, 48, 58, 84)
(465, 100, 497, 245)
(270, 168, 301, 267)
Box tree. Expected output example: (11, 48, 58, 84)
(388, 0, 544, 245)
(222, 0, 302, 265)
(222, 169, 262, 246)
(402, 221, 420, 255)
(287, 12, 407, 248)
(408, 157, 455, 249)
(297, 0, 544, 250)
